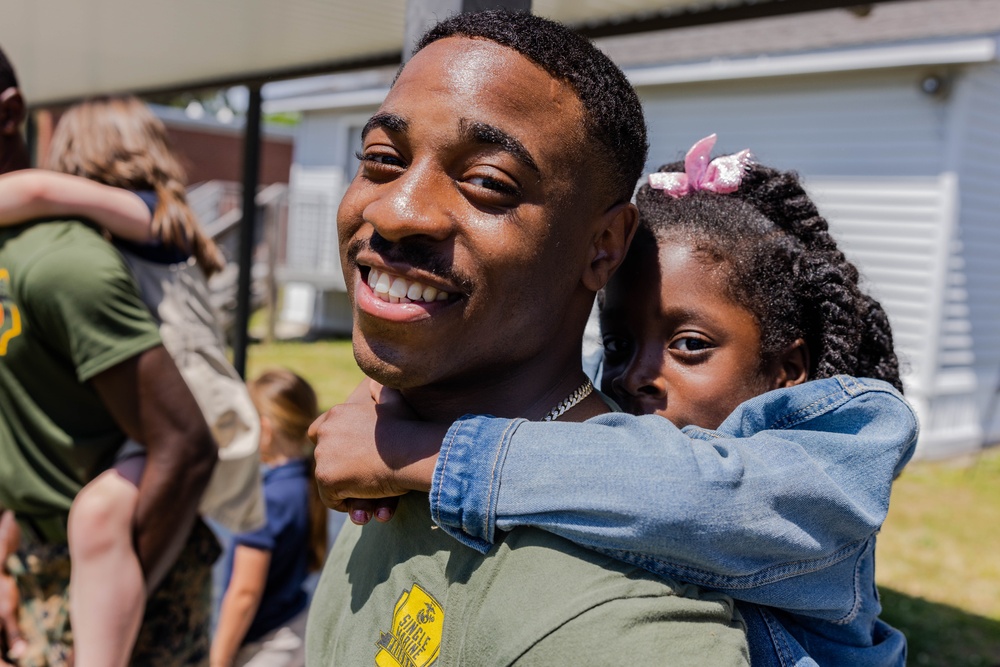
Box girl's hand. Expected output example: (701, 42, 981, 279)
(309, 380, 447, 524)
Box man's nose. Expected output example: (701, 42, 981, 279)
(363, 164, 456, 243)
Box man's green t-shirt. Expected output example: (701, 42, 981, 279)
(306, 494, 749, 666)
(0, 220, 161, 538)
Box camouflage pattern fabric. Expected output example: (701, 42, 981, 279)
(4, 541, 72, 667)
(6, 520, 220, 666)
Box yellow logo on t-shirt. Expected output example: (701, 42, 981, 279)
(0, 269, 22, 356)
(375, 583, 444, 667)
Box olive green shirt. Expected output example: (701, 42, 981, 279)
(306, 494, 749, 666)
(0, 220, 161, 540)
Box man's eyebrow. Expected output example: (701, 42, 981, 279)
(361, 112, 408, 139)
(459, 119, 539, 175)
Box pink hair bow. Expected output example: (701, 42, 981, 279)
(648, 134, 752, 198)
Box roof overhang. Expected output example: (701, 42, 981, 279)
(626, 35, 999, 87)
(263, 33, 999, 114)
(2, 0, 907, 107)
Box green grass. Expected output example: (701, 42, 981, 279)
(245, 337, 365, 410)
(245, 337, 1000, 665)
(879, 588, 1000, 667)
(876, 447, 1000, 666)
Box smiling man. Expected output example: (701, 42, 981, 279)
(305, 11, 749, 666)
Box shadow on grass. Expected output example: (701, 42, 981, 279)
(880, 587, 1000, 667)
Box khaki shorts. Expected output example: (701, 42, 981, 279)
(234, 608, 308, 667)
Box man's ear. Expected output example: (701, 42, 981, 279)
(0, 89, 25, 136)
(582, 202, 638, 292)
(769, 338, 810, 389)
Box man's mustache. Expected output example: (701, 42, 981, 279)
(346, 232, 474, 293)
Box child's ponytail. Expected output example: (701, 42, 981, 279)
(796, 249, 863, 381)
(152, 174, 226, 278)
(744, 166, 903, 392)
(249, 369, 329, 572)
(856, 294, 903, 391)
(742, 167, 839, 254)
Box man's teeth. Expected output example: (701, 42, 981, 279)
(368, 268, 451, 304)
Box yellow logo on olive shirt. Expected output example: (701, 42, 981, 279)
(375, 584, 444, 667)
(0, 269, 22, 356)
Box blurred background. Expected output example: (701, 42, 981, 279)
(3, 1, 999, 663)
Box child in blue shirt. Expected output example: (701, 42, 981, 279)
(213, 369, 328, 667)
(310, 134, 918, 666)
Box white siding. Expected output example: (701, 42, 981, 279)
(280, 108, 377, 333)
(807, 175, 960, 457)
(284, 166, 345, 288)
(808, 177, 952, 380)
(947, 63, 1000, 447)
(284, 108, 373, 285)
(638, 67, 948, 177)
(282, 112, 351, 286)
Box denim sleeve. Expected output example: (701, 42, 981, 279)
(429, 376, 918, 620)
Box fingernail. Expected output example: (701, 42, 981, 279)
(350, 510, 371, 525)
(376, 507, 393, 521)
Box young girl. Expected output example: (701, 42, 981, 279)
(0, 96, 263, 666)
(211, 369, 328, 667)
(309, 135, 918, 666)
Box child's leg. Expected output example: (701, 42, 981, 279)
(67, 454, 146, 667)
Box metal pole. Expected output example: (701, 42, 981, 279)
(232, 84, 263, 378)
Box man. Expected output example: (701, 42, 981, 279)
(0, 47, 217, 665)
(306, 11, 749, 665)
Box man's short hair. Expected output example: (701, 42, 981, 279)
(0, 46, 18, 92)
(416, 10, 648, 205)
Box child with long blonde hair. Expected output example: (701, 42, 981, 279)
(44, 95, 225, 274)
(0, 95, 263, 666)
(212, 369, 328, 667)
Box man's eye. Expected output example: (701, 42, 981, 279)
(467, 175, 520, 197)
(355, 151, 406, 169)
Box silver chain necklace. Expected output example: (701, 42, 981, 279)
(541, 379, 594, 422)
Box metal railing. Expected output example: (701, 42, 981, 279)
(190, 180, 289, 342)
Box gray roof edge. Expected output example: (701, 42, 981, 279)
(625, 34, 999, 87)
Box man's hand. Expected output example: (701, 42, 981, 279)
(0, 511, 25, 665)
(309, 380, 447, 524)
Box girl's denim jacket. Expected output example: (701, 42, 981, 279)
(429, 375, 918, 667)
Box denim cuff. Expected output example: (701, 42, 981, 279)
(429, 414, 525, 554)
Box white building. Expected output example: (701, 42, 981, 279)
(265, 0, 1000, 458)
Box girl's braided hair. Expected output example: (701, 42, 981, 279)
(635, 159, 902, 392)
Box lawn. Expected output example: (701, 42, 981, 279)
(246, 337, 365, 409)
(877, 448, 1000, 666)
(245, 337, 1000, 666)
